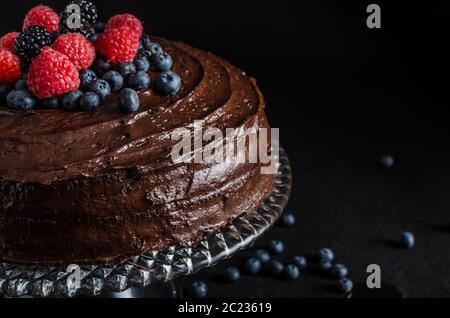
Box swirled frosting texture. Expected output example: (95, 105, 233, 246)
(0, 38, 273, 265)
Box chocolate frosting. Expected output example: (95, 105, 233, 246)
(0, 38, 273, 265)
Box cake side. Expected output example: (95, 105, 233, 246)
(0, 39, 274, 265)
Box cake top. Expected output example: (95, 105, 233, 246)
(0, 1, 181, 113)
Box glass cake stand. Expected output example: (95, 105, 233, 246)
(0, 148, 292, 298)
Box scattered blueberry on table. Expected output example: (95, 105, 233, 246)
(268, 240, 285, 255)
(338, 278, 354, 294)
(254, 249, 271, 264)
(187, 281, 208, 298)
(284, 264, 300, 281)
(293, 255, 307, 269)
(245, 258, 262, 274)
(331, 264, 348, 279)
(401, 232, 415, 249)
(281, 212, 296, 227)
(318, 259, 333, 272)
(319, 248, 334, 262)
(381, 155, 395, 168)
(224, 267, 241, 283)
(268, 260, 285, 276)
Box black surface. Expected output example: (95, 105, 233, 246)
(2, 0, 450, 298)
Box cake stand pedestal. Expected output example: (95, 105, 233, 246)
(0, 148, 292, 298)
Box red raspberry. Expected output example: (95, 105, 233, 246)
(105, 14, 143, 38)
(95, 27, 140, 65)
(0, 48, 21, 84)
(0, 32, 19, 52)
(23, 5, 59, 33)
(27, 47, 80, 99)
(53, 33, 96, 70)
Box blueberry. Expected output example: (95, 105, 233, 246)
(268, 240, 284, 255)
(94, 22, 105, 33)
(268, 260, 285, 275)
(119, 88, 140, 113)
(150, 52, 173, 72)
(89, 80, 111, 100)
(134, 57, 150, 72)
(92, 59, 112, 76)
(381, 155, 395, 168)
(141, 36, 152, 50)
(14, 79, 27, 90)
(293, 255, 307, 269)
(401, 232, 415, 249)
(284, 265, 300, 281)
(188, 281, 208, 298)
(144, 41, 163, 55)
(319, 248, 334, 262)
(79, 70, 97, 90)
(319, 259, 333, 272)
(281, 212, 295, 227)
(224, 267, 241, 283)
(244, 258, 262, 274)
(79, 92, 100, 111)
(338, 278, 353, 294)
(331, 264, 348, 279)
(102, 71, 124, 92)
(127, 71, 150, 91)
(0, 85, 12, 101)
(254, 249, 271, 264)
(6, 90, 35, 110)
(156, 71, 181, 96)
(116, 62, 136, 77)
(41, 97, 59, 109)
(61, 90, 83, 110)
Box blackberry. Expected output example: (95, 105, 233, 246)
(59, 0, 98, 36)
(13, 26, 54, 64)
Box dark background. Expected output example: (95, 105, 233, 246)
(2, 0, 450, 297)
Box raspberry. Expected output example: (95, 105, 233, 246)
(23, 5, 59, 33)
(0, 32, 19, 52)
(0, 48, 21, 84)
(27, 47, 80, 99)
(105, 14, 143, 38)
(53, 33, 95, 70)
(95, 27, 140, 65)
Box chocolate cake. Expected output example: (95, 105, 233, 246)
(0, 38, 274, 265)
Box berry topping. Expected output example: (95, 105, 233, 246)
(116, 61, 136, 77)
(59, 0, 98, 36)
(79, 92, 100, 110)
(14, 26, 54, 63)
(88, 79, 111, 100)
(0, 48, 21, 84)
(156, 71, 181, 96)
(62, 90, 83, 110)
(150, 51, 173, 72)
(133, 57, 150, 72)
(127, 71, 150, 91)
(23, 5, 60, 33)
(95, 26, 140, 65)
(79, 69, 97, 90)
(119, 88, 140, 113)
(6, 89, 35, 110)
(105, 14, 143, 38)
(27, 47, 80, 99)
(102, 71, 124, 92)
(41, 97, 60, 109)
(0, 32, 19, 52)
(53, 33, 95, 70)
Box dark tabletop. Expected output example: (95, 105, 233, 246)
(2, 0, 450, 298)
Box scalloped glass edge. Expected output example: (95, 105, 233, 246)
(0, 148, 292, 298)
